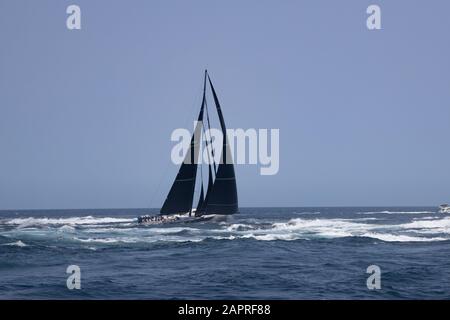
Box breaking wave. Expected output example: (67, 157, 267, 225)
(1, 213, 450, 246)
(357, 211, 435, 215)
(5, 216, 135, 228)
(1, 240, 27, 247)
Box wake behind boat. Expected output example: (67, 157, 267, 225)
(138, 71, 238, 225)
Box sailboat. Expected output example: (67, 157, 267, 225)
(138, 71, 238, 224)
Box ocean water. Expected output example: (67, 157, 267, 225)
(1, 207, 450, 299)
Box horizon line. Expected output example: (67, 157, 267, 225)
(0, 205, 441, 212)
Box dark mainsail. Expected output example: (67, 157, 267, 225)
(202, 74, 238, 215)
(160, 89, 205, 215)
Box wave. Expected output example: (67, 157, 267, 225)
(357, 232, 446, 242)
(73, 236, 207, 244)
(3, 214, 450, 245)
(1, 240, 27, 247)
(58, 225, 76, 233)
(293, 211, 320, 215)
(225, 224, 255, 232)
(399, 217, 450, 235)
(223, 218, 450, 242)
(75, 237, 124, 244)
(357, 211, 435, 215)
(5, 216, 135, 228)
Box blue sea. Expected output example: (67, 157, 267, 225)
(1, 207, 450, 299)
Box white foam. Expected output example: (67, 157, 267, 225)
(4, 213, 450, 244)
(225, 224, 254, 232)
(147, 227, 199, 234)
(58, 225, 76, 233)
(293, 211, 320, 215)
(270, 218, 372, 236)
(360, 232, 446, 242)
(2, 240, 27, 247)
(74, 237, 121, 244)
(240, 233, 307, 241)
(225, 217, 450, 242)
(357, 211, 434, 215)
(399, 217, 450, 234)
(6, 216, 135, 227)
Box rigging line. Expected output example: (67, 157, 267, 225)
(148, 161, 171, 212)
(148, 75, 204, 211)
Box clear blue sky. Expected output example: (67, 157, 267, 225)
(1, 1, 449, 209)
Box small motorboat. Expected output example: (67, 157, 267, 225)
(438, 204, 450, 214)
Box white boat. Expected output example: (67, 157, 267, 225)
(438, 204, 450, 214)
